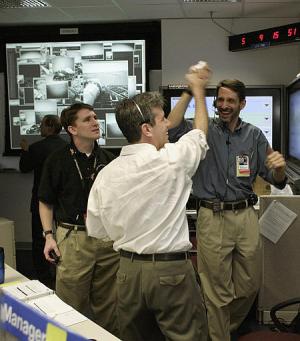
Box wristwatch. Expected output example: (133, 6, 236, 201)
(43, 230, 53, 238)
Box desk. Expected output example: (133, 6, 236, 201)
(1, 265, 120, 341)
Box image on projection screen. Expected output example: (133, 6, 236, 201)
(6, 40, 146, 149)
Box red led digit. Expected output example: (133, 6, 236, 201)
(241, 37, 246, 45)
(273, 31, 279, 40)
(258, 33, 264, 42)
(288, 27, 297, 37)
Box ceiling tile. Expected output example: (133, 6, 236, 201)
(48, 0, 112, 6)
(244, 2, 300, 17)
(122, 4, 185, 20)
(182, 2, 243, 17)
(246, 0, 299, 3)
(62, 6, 128, 21)
(0, 7, 71, 24)
(115, 0, 179, 5)
(0, 0, 298, 24)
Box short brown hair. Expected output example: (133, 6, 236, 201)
(40, 115, 62, 137)
(115, 92, 165, 143)
(60, 102, 93, 136)
(216, 79, 246, 102)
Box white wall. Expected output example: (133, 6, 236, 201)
(162, 18, 300, 86)
(0, 73, 32, 245)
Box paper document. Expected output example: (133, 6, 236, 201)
(2, 279, 88, 327)
(259, 200, 297, 243)
(28, 294, 73, 317)
(2, 280, 53, 301)
(53, 310, 88, 327)
(28, 294, 87, 326)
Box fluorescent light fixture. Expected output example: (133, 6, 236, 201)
(0, 0, 51, 8)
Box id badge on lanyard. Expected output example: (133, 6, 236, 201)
(236, 154, 250, 177)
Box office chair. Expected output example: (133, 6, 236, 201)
(239, 297, 300, 341)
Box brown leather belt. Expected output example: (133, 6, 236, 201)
(120, 249, 190, 261)
(200, 199, 251, 211)
(58, 222, 86, 231)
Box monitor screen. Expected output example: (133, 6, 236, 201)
(162, 86, 282, 151)
(170, 95, 273, 147)
(286, 78, 300, 172)
(6, 40, 146, 150)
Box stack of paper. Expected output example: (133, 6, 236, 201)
(2, 280, 87, 327)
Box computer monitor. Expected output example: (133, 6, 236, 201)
(162, 86, 282, 151)
(286, 77, 300, 179)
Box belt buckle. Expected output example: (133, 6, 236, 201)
(231, 202, 237, 211)
(212, 199, 222, 213)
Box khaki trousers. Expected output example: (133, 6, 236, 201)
(55, 226, 120, 336)
(117, 256, 208, 341)
(197, 207, 262, 341)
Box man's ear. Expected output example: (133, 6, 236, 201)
(140, 123, 152, 137)
(240, 99, 246, 111)
(68, 125, 77, 136)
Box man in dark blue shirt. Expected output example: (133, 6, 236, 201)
(168, 79, 287, 341)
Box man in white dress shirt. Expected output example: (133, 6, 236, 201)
(86, 63, 211, 341)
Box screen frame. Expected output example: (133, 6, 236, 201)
(286, 77, 300, 171)
(0, 22, 161, 156)
(161, 85, 283, 152)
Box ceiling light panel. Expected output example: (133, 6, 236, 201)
(0, 0, 51, 8)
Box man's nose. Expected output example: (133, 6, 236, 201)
(166, 118, 171, 128)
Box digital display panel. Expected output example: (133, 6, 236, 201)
(6, 40, 146, 149)
(229, 22, 300, 51)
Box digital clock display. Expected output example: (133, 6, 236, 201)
(229, 22, 300, 51)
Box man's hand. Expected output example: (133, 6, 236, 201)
(185, 61, 212, 95)
(44, 235, 61, 264)
(265, 150, 286, 183)
(20, 138, 29, 151)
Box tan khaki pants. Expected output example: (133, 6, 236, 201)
(197, 207, 262, 341)
(117, 256, 208, 341)
(55, 226, 120, 336)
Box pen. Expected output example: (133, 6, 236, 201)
(17, 287, 28, 296)
(34, 303, 47, 315)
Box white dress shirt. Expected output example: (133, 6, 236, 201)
(86, 129, 208, 254)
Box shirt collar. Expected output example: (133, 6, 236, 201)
(70, 141, 98, 158)
(120, 143, 157, 156)
(214, 117, 243, 132)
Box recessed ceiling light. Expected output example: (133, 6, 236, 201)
(0, 0, 51, 8)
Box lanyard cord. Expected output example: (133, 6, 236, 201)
(70, 147, 97, 192)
